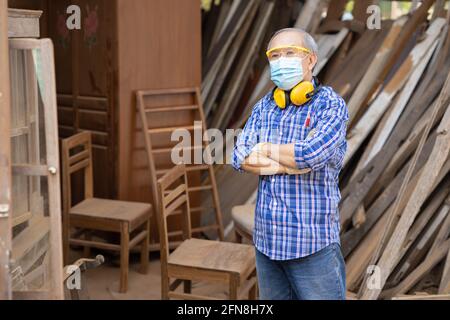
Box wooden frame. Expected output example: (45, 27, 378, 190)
(156, 165, 257, 300)
(61, 132, 151, 293)
(7, 8, 41, 38)
(8, 38, 64, 300)
(0, 0, 12, 300)
(136, 87, 224, 247)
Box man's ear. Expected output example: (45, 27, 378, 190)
(308, 53, 318, 72)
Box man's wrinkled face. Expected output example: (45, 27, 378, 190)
(267, 31, 317, 79)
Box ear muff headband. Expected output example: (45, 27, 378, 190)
(273, 77, 322, 109)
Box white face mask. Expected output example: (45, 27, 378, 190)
(270, 57, 304, 91)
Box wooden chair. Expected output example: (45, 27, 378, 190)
(156, 165, 257, 300)
(61, 132, 151, 293)
(231, 205, 255, 243)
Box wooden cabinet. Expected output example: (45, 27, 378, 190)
(9, 0, 201, 202)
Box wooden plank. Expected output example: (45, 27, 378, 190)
(339, 60, 449, 228)
(426, 205, 450, 258)
(346, 16, 408, 124)
(346, 207, 390, 291)
(211, 0, 274, 131)
(203, 2, 258, 118)
(382, 240, 450, 298)
(354, 36, 441, 171)
(0, 0, 12, 300)
(7, 8, 42, 38)
(439, 247, 450, 293)
(322, 0, 348, 22)
(392, 293, 450, 300)
(294, 0, 324, 32)
(202, 0, 255, 97)
(351, 0, 436, 125)
(314, 28, 349, 76)
(360, 70, 450, 299)
(388, 186, 450, 286)
(342, 103, 442, 240)
(346, 19, 444, 166)
(352, 0, 378, 23)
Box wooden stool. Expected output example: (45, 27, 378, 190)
(61, 132, 151, 293)
(156, 165, 257, 300)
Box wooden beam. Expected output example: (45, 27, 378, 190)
(323, 0, 348, 22)
(346, 16, 408, 124)
(211, 0, 274, 131)
(353, 28, 442, 171)
(439, 247, 450, 294)
(353, 0, 436, 125)
(360, 70, 450, 299)
(339, 59, 449, 228)
(344, 19, 444, 166)
(382, 240, 450, 298)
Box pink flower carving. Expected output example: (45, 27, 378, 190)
(84, 5, 99, 40)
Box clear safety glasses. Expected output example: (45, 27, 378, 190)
(266, 46, 311, 61)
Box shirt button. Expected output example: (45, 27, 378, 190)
(272, 178, 275, 183)
(273, 225, 277, 230)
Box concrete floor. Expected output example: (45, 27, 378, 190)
(76, 251, 229, 300)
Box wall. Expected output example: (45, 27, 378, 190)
(116, 0, 202, 202)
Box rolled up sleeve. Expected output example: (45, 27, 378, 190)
(232, 100, 263, 172)
(295, 94, 348, 171)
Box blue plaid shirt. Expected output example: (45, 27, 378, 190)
(232, 85, 349, 260)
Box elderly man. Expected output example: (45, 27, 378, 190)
(232, 28, 349, 300)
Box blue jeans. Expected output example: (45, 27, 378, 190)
(255, 243, 346, 300)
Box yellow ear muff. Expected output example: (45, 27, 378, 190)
(273, 87, 289, 109)
(290, 81, 315, 106)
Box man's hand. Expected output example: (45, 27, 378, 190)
(242, 151, 288, 176)
(241, 143, 311, 176)
(254, 142, 311, 175)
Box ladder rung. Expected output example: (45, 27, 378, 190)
(157, 165, 210, 176)
(145, 105, 198, 113)
(167, 224, 219, 237)
(187, 165, 210, 172)
(188, 185, 213, 192)
(192, 225, 220, 234)
(163, 185, 213, 193)
(172, 207, 206, 215)
(165, 207, 207, 216)
(148, 125, 197, 135)
(152, 145, 204, 155)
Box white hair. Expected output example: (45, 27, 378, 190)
(268, 28, 319, 56)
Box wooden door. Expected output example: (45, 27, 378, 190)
(46, 0, 118, 199)
(9, 38, 64, 300)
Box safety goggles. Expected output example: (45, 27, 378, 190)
(266, 46, 311, 61)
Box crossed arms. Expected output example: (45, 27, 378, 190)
(232, 95, 348, 176)
(241, 142, 311, 176)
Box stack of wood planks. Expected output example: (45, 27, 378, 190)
(341, 10, 450, 300)
(202, 0, 450, 299)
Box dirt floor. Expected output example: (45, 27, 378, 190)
(72, 250, 229, 300)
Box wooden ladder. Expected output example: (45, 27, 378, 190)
(136, 87, 224, 247)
